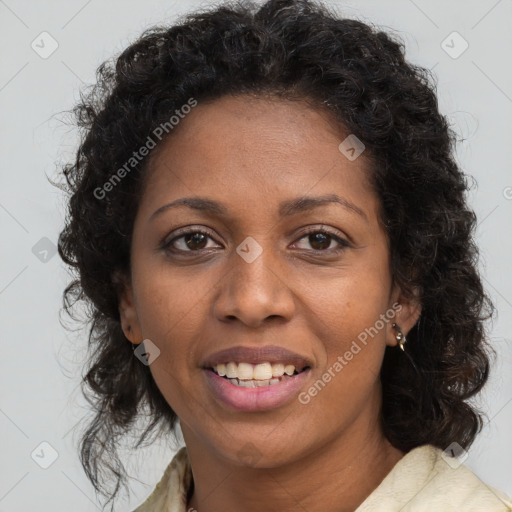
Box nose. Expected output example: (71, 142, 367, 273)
(212, 243, 296, 328)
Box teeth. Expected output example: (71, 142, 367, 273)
(226, 362, 238, 378)
(253, 363, 273, 380)
(284, 364, 295, 376)
(272, 363, 285, 377)
(236, 379, 256, 388)
(213, 361, 301, 380)
(227, 375, 293, 387)
(237, 362, 254, 380)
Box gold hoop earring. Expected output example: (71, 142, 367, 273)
(392, 323, 406, 351)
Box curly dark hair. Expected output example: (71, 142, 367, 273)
(57, 0, 495, 507)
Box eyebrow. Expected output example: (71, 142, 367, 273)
(149, 193, 368, 223)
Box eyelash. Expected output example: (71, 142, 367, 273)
(162, 225, 350, 255)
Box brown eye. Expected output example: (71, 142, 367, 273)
(165, 229, 221, 253)
(294, 228, 349, 253)
(308, 232, 332, 250)
(183, 232, 208, 250)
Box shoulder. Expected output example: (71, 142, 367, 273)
(132, 446, 191, 512)
(356, 444, 512, 512)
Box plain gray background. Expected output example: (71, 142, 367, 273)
(1, 0, 511, 510)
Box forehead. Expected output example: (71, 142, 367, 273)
(150, 94, 353, 166)
(140, 94, 377, 219)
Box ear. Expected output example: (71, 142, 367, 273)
(114, 271, 143, 345)
(386, 282, 422, 347)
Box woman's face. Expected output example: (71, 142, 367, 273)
(120, 95, 418, 467)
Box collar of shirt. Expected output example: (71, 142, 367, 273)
(133, 444, 512, 512)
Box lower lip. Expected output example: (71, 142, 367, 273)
(204, 368, 311, 412)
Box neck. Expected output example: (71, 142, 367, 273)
(182, 400, 404, 512)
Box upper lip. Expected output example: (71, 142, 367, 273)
(202, 345, 313, 371)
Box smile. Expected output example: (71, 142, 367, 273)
(204, 363, 311, 411)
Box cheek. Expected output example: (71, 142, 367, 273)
(296, 311, 388, 443)
(300, 261, 391, 405)
(306, 260, 391, 348)
(312, 297, 388, 398)
(129, 267, 209, 405)
(132, 256, 213, 339)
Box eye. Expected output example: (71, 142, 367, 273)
(164, 228, 221, 252)
(162, 226, 350, 255)
(292, 227, 350, 253)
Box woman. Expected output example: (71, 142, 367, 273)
(57, 0, 512, 510)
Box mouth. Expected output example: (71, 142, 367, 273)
(201, 345, 313, 410)
(206, 361, 310, 388)
(203, 362, 312, 411)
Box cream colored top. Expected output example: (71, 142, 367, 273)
(133, 444, 512, 511)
